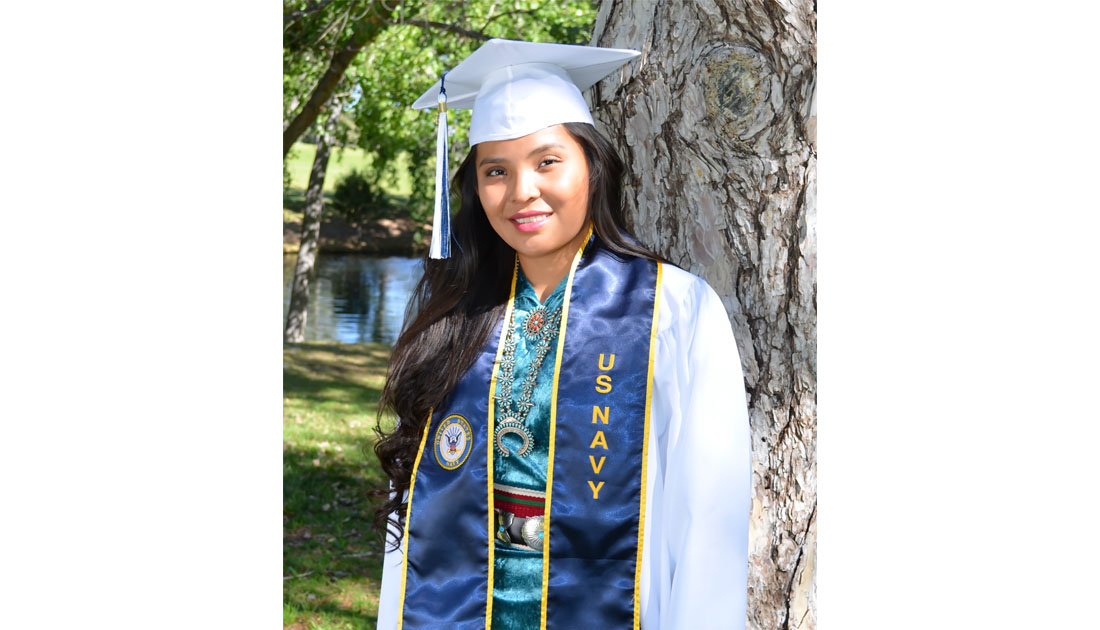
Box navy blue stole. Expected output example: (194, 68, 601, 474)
(398, 234, 662, 630)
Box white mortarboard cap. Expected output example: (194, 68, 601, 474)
(412, 39, 640, 258)
(413, 39, 641, 145)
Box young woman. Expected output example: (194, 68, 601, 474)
(374, 40, 751, 629)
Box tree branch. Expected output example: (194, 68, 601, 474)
(306, 4, 351, 49)
(283, 36, 362, 157)
(284, 0, 336, 24)
(480, 8, 540, 31)
(408, 18, 491, 41)
(283, 5, 394, 156)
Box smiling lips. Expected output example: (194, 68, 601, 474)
(510, 211, 551, 232)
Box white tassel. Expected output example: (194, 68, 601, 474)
(429, 78, 451, 259)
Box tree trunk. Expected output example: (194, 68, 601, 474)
(282, 3, 394, 157)
(284, 105, 340, 343)
(591, 2, 817, 629)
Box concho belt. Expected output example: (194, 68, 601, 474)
(494, 508, 545, 551)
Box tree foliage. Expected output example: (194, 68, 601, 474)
(284, 1, 598, 221)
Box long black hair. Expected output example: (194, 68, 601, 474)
(373, 122, 658, 544)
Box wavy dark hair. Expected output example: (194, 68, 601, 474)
(373, 122, 658, 546)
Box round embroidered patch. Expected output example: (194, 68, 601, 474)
(433, 414, 473, 470)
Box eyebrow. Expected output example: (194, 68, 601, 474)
(478, 143, 566, 168)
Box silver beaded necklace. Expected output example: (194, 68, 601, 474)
(493, 294, 563, 458)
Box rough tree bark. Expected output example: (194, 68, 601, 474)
(590, 1, 816, 628)
(285, 102, 341, 343)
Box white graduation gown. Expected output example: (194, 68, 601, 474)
(377, 265, 752, 629)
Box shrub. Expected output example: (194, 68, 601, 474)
(331, 169, 387, 223)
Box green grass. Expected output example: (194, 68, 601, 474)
(284, 143, 423, 223)
(286, 143, 414, 198)
(283, 342, 396, 630)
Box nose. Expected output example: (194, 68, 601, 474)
(511, 168, 540, 204)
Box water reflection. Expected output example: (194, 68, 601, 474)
(283, 254, 423, 344)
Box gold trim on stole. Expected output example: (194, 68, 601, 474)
(539, 223, 595, 630)
(396, 409, 434, 630)
(633, 261, 662, 629)
(484, 261, 520, 628)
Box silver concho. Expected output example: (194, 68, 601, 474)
(521, 515, 545, 551)
(494, 416, 534, 457)
(495, 511, 515, 545)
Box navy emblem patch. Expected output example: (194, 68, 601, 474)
(433, 414, 473, 470)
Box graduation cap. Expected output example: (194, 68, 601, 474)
(411, 38, 641, 259)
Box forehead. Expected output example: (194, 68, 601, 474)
(475, 125, 582, 162)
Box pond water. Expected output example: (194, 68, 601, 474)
(282, 254, 423, 344)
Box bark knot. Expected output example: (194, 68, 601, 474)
(701, 45, 774, 151)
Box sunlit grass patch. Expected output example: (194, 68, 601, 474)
(284, 342, 396, 630)
(284, 144, 420, 225)
(285, 143, 413, 198)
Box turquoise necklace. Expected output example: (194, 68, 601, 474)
(493, 298, 563, 458)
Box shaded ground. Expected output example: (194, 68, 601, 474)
(283, 342, 396, 630)
(283, 191, 431, 257)
(283, 213, 430, 257)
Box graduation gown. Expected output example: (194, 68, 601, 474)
(376, 260, 752, 629)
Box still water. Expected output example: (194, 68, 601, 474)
(283, 254, 423, 344)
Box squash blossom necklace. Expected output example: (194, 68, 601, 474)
(493, 297, 563, 457)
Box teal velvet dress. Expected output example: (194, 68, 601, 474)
(491, 269, 567, 629)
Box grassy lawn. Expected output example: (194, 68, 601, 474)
(285, 143, 413, 198)
(283, 342, 396, 630)
(284, 143, 419, 222)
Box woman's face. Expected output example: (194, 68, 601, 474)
(475, 124, 590, 267)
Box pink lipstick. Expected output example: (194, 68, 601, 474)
(510, 211, 551, 233)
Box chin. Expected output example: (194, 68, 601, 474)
(511, 234, 567, 259)
(491, 219, 588, 261)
